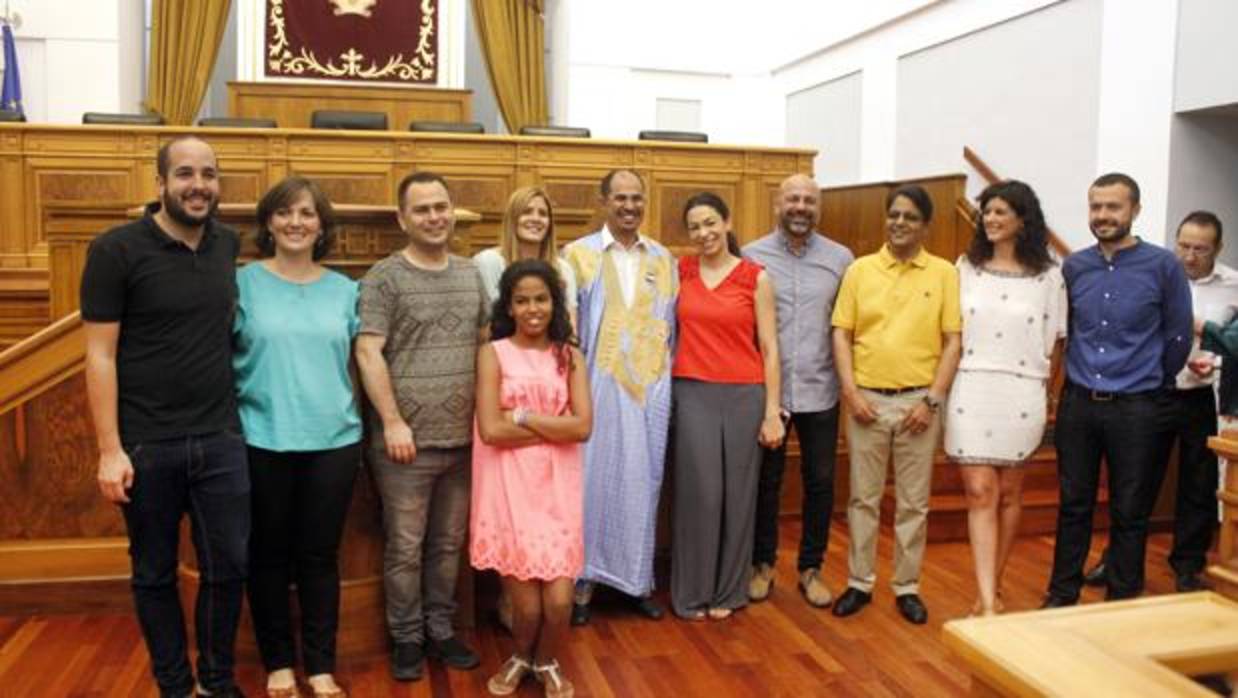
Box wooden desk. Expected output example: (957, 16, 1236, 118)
(943, 592, 1238, 697)
(227, 80, 473, 130)
(0, 123, 812, 318)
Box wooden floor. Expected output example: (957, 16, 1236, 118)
(0, 523, 1196, 697)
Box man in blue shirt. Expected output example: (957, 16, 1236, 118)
(1043, 172, 1192, 607)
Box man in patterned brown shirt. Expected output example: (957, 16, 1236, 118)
(355, 171, 489, 682)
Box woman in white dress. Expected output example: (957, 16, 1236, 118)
(946, 180, 1066, 616)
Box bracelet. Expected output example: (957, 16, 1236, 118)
(512, 407, 529, 427)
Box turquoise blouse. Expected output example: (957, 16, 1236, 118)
(233, 262, 362, 451)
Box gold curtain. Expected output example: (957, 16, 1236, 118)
(145, 0, 232, 125)
(471, 0, 548, 133)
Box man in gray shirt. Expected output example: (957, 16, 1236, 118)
(356, 171, 489, 681)
(743, 173, 854, 608)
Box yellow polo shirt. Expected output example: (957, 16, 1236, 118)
(831, 244, 961, 389)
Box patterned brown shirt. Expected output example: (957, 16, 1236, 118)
(358, 252, 488, 449)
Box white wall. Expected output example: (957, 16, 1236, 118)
(772, 0, 1063, 182)
(1, 0, 130, 123)
(1174, 0, 1238, 113)
(1093, 0, 1180, 247)
(786, 71, 863, 185)
(895, 0, 1102, 249)
(1166, 111, 1238, 268)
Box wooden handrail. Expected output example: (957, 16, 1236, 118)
(963, 146, 1072, 258)
(0, 311, 85, 416)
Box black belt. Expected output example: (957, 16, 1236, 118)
(858, 385, 928, 396)
(1065, 382, 1164, 402)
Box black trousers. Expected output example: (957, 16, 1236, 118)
(1048, 385, 1175, 601)
(246, 443, 360, 676)
(1168, 387, 1220, 577)
(752, 407, 840, 571)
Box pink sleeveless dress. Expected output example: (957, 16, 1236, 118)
(470, 338, 584, 580)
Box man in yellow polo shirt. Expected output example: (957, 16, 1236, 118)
(830, 184, 962, 625)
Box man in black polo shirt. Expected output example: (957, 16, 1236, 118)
(82, 135, 248, 698)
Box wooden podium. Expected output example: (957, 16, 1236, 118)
(227, 81, 473, 130)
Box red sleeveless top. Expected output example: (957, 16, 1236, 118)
(673, 256, 764, 384)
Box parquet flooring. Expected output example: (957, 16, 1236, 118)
(0, 523, 1191, 697)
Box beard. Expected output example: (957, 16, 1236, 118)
(162, 189, 219, 228)
(1090, 220, 1131, 242)
(779, 211, 814, 237)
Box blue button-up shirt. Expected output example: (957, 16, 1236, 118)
(1063, 239, 1192, 393)
(743, 229, 854, 412)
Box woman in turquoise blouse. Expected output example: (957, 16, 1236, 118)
(233, 176, 360, 698)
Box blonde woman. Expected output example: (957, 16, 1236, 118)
(474, 186, 578, 326)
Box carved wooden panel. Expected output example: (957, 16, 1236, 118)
(287, 138, 396, 161)
(650, 171, 742, 255)
(532, 144, 630, 167)
(0, 293, 49, 350)
(287, 164, 393, 206)
(411, 140, 518, 164)
(215, 159, 268, 204)
(651, 148, 745, 171)
(0, 374, 120, 539)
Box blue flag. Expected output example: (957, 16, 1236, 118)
(1, 23, 22, 114)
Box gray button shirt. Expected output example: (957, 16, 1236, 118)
(743, 229, 853, 413)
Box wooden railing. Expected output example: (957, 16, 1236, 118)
(0, 311, 85, 416)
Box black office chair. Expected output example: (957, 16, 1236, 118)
(82, 112, 165, 126)
(197, 117, 278, 128)
(638, 129, 708, 143)
(310, 110, 388, 131)
(519, 125, 590, 138)
(409, 120, 485, 134)
(0, 109, 25, 122)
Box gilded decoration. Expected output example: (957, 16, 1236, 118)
(266, 0, 437, 84)
(590, 250, 674, 405)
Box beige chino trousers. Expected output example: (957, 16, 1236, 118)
(845, 388, 939, 596)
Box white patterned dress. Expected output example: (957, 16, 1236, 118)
(945, 258, 1067, 466)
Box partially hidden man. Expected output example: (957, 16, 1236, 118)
(83, 135, 249, 698)
(563, 169, 678, 625)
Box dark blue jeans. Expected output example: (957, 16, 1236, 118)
(1048, 385, 1174, 601)
(753, 407, 840, 571)
(121, 430, 250, 697)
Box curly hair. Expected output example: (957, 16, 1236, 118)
(966, 180, 1053, 274)
(489, 259, 577, 373)
(255, 176, 337, 261)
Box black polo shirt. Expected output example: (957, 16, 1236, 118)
(80, 203, 241, 442)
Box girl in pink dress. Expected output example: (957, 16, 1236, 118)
(472, 259, 592, 698)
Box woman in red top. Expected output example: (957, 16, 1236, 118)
(671, 192, 785, 620)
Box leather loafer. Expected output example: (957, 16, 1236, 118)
(1082, 561, 1107, 587)
(831, 587, 871, 617)
(570, 602, 590, 626)
(894, 593, 928, 625)
(632, 595, 665, 620)
(1039, 594, 1076, 610)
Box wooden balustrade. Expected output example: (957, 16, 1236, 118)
(1205, 432, 1238, 600)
